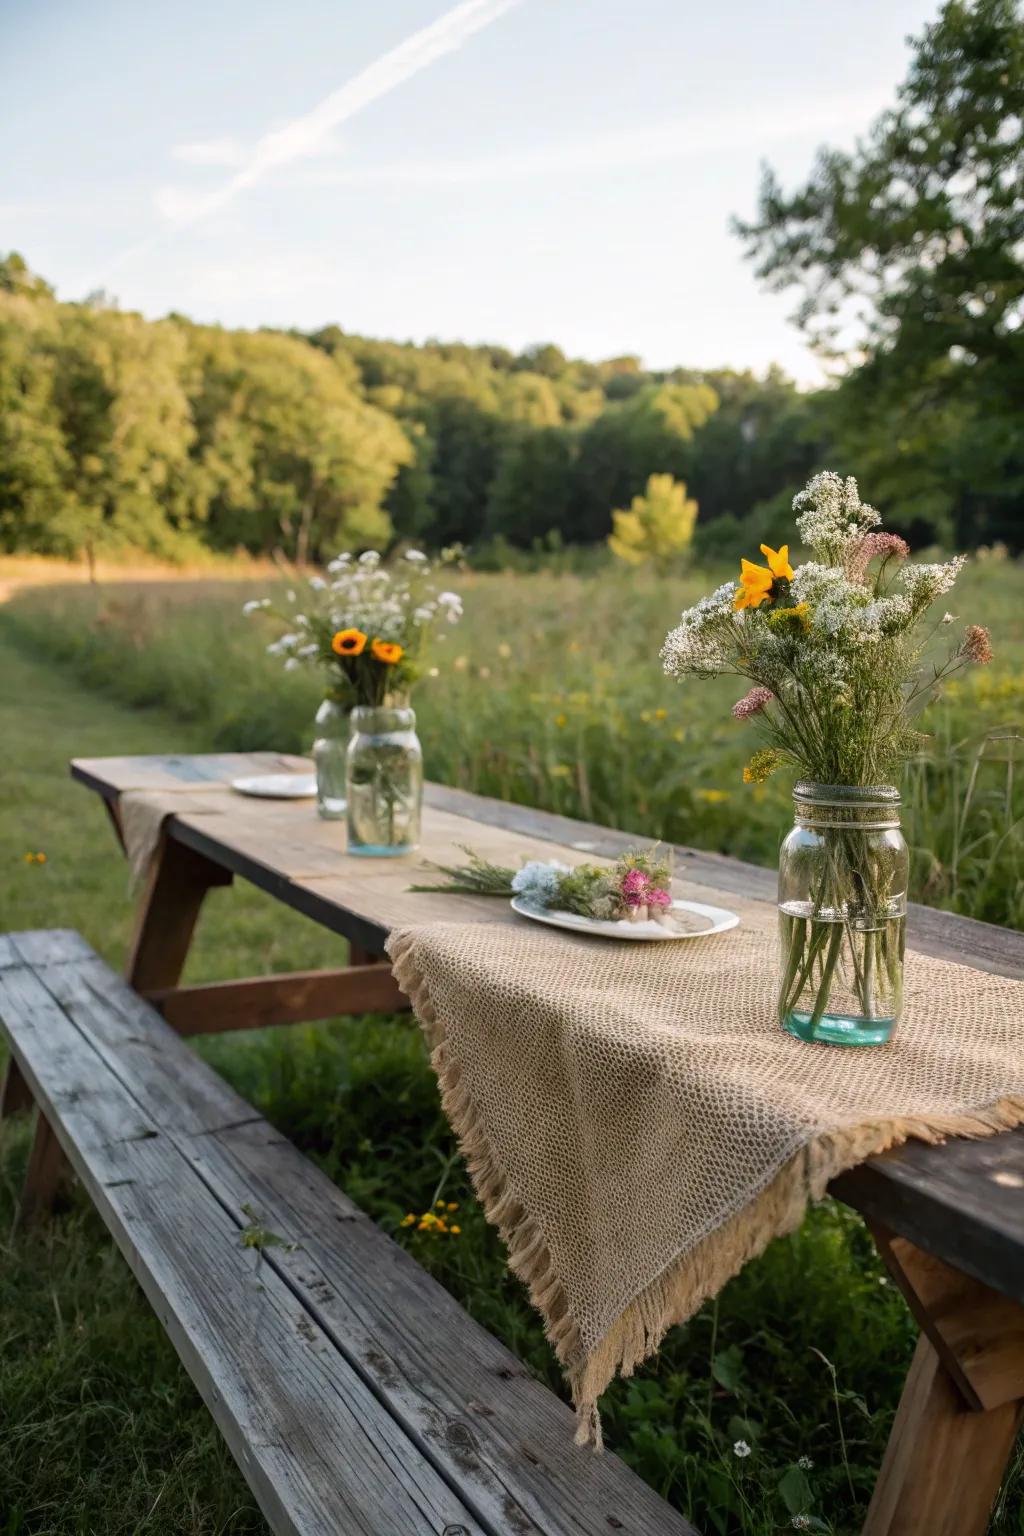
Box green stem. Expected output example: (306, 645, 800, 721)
(809, 923, 845, 1030)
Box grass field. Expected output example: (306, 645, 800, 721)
(1, 566, 1023, 1535)
(4, 557, 1024, 925)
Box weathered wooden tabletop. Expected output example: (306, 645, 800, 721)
(68, 751, 1024, 1536)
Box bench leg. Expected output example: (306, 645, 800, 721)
(863, 1228, 1024, 1536)
(1, 1056, 34, 1119)
(19, 1111, 71, 1226)
(125, 833, 232, 993)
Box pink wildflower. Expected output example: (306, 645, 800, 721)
(646, 886, 673, 909)
(962, 624, 992, 664)
(731, 685, 773, 721)
(848, 531, 910, 583)
(621, 868, 649, 893)
(621, 868, 652, 906)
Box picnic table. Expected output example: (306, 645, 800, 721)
(15, 752, 1024, 1534)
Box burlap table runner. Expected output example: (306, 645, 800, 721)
(120, 789, 233, 884)
(387, 896, 1024, 1446)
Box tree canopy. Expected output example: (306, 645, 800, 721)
(735, 0, 1023, 548)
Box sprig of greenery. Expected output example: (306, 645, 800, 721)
(409, 845, 516, 896)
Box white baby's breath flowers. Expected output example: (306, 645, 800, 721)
(899, 556, 966, 609)
(404, 549, 428, 564)
(242, 597, 270, 614)
(661, 581, 737, 678)
(794, 471, 881, 562)
(308, 575, 326, 591)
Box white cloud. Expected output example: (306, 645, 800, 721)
(297, 90, 890, 189)
(125, 0, 521, 252)
(170, 137, 247, 168)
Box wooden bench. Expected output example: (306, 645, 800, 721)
(0, 928, 697, 1536)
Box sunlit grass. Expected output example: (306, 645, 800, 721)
(4, 558, 1022, 925)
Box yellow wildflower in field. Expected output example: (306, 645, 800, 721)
(22, 851, 46, 864)
(695, 789, 730, 804)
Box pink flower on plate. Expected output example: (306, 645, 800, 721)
(647, 887, 673, 908)
(621, 868, 652, 906)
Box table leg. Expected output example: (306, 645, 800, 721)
(349, 942, 385, 966)
(1, 1056, 34, 1119)
(125, 833, 232, 993)
(863, 1228, 1024, 1535)
(19, 1110, 70, 1226)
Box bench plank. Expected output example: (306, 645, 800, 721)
(188, 1118, 697, 1536)
(0, 956, 489, 1536)
(3, 938, 696, 1536)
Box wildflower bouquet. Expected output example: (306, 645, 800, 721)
(245, 548, 463, 708)
(413, 845, 678, 925)
(661, 471, 992, 1043)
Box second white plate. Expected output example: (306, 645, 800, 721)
(231, 774, 318, 799)
(510, 896, 739, 941)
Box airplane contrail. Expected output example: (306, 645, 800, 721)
(102, 0, 522, 278)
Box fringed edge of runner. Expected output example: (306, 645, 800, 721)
(388, 928, 1024, 1451)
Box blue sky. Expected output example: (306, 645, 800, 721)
(2, 0, 941, 383)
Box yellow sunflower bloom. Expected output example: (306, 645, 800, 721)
(332, 627, 367, 657)
(371, 639, 404, 664)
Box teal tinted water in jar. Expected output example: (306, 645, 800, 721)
(778, 781, 908, 1046)
(345, 704, 423, 857)
(312, 696, 350, 820)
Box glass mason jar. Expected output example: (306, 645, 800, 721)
(346, 705, 423, 856)
(778, 782, 909, 1047)
(313, 697, 351, 820)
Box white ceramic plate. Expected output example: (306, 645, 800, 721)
(231, 774, 318, 799)
(510, 896, 740, 942)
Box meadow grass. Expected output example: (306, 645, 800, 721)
(4, 557, 1023, 925)
(1, 592, 1022, 1535)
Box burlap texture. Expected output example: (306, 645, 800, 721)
(120, 789, 231, 883)
(387, 898, 1024, 1445)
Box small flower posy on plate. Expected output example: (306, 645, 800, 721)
(512, 848, 676, 925)
(410, 845, 738, 940)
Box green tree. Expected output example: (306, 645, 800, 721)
(608, 473, 699, 566)
(0, 289, 73, 554)
(185, 327, 411, 561)
(485, 427, 577, 546)
(735, 0, 1024, 546)
(571, 382, 718, 542)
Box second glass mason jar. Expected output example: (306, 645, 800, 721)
(778, 781, 909, 1047)
(312, 696, 350, 820)
(345, 704, 423, 856)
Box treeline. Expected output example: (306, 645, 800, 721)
(0, 251, 828, 568)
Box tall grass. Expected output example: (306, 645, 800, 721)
(5, 562, 1022, 926)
